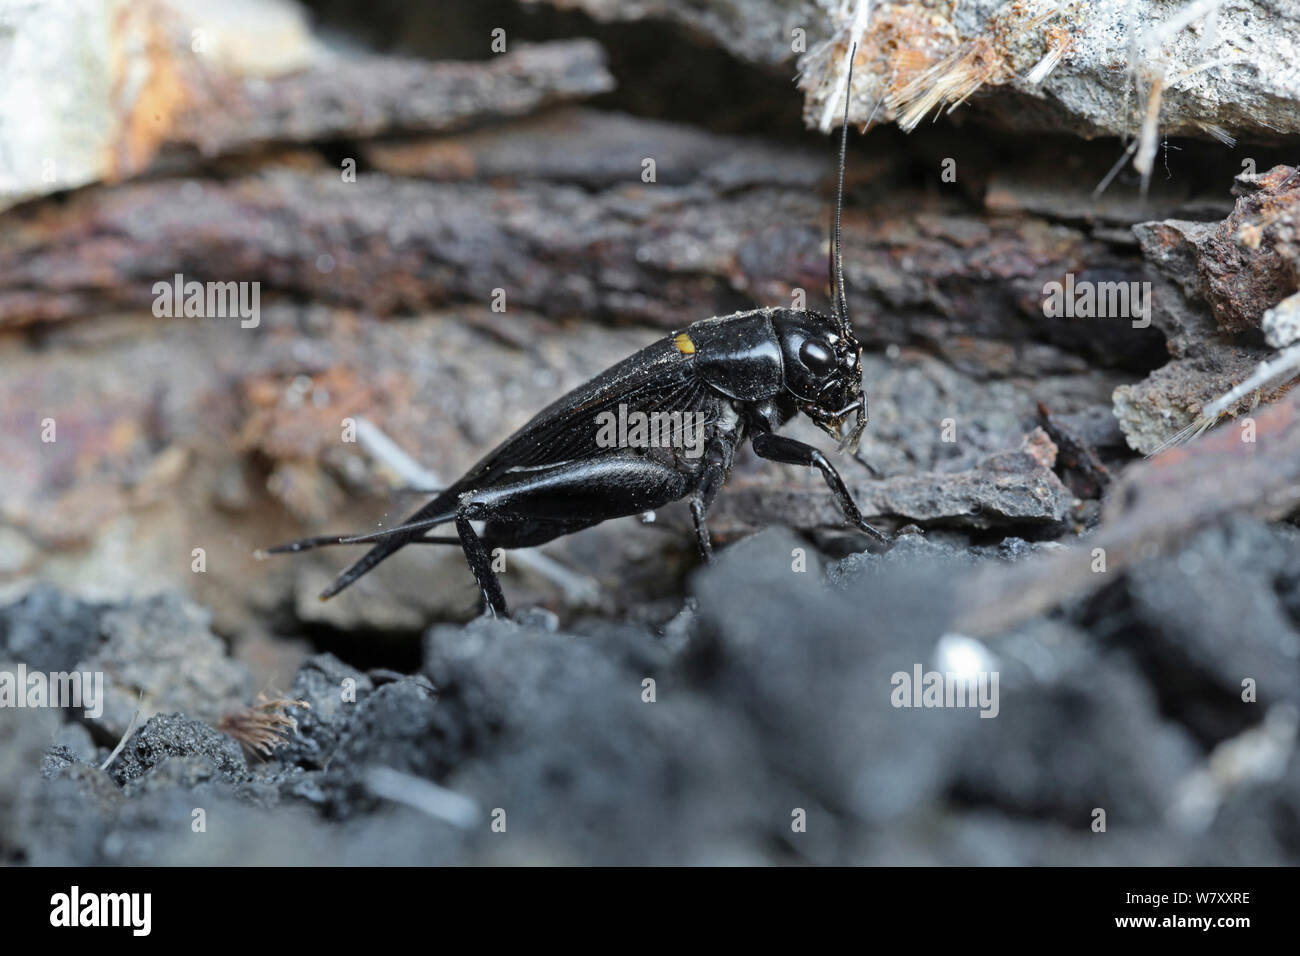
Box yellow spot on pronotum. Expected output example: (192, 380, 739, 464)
(674, 332, 696, 355)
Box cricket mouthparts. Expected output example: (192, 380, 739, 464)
(831, 395, 867, 454)
(838, 417, 863, 454)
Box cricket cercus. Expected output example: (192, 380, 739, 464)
(265, 49, 893, 617)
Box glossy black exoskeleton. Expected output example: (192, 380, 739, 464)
(266, 48, 891, 616)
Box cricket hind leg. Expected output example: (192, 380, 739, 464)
(259, 517, 465, 602)
(480, 516, 600, 549)
(457, 454, 694, 617)
(750, 432, 892, 546)
(260, 532, 461, 556)
(454, 514, 509, 618)
(319, 505, 463, 599)
(464, 456, 691, 523)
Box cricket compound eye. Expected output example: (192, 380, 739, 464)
(799, 338, 835, 376)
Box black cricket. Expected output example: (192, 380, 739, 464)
(266, 51, 891, 616)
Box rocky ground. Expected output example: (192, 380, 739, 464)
(5, 520, 1300, 865)
(2, 0, 1299, 865)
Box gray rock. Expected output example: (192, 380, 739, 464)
(0, 588, 253, 741)
(52, 721, 99, 764)
(828, 530, 1066, 586)
(0, 705, 59, 862)
(107, 713, 248, 788)
(8, 517, 1300, 864)
(1110, 518, 1300, 743)
(530, 0, 823, 70)
(532, 1, 1300, 142)
(1205, 751, 1300, 864)
(695, 529, 964, 827)
(422, 616, 771, 864)
(123, 755, 244, 798)
(81, 593, 252, 739)
(1118, 165, 1299, 452)
(277, 652, 374, 769)
(40, 744, 79, 779)
(317, 677, 466, 818)
(0, 585, 105, 674)
(718, 439, 1075, 534)
(950, 647, 1198, 825)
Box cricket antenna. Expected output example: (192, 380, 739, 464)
(830, 42, 857, 335)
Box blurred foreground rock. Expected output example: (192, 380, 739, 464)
(5, 526, 1297, 864)
(0, 586, 251, 740)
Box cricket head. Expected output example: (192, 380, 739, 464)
(774, 310, 867, 454)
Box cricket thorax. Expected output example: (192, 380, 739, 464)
(684, 311, 785, 402)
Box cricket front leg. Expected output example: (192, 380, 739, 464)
(749, 432, 892, 546)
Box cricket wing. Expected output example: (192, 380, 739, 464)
(455, 335, 709, 484)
